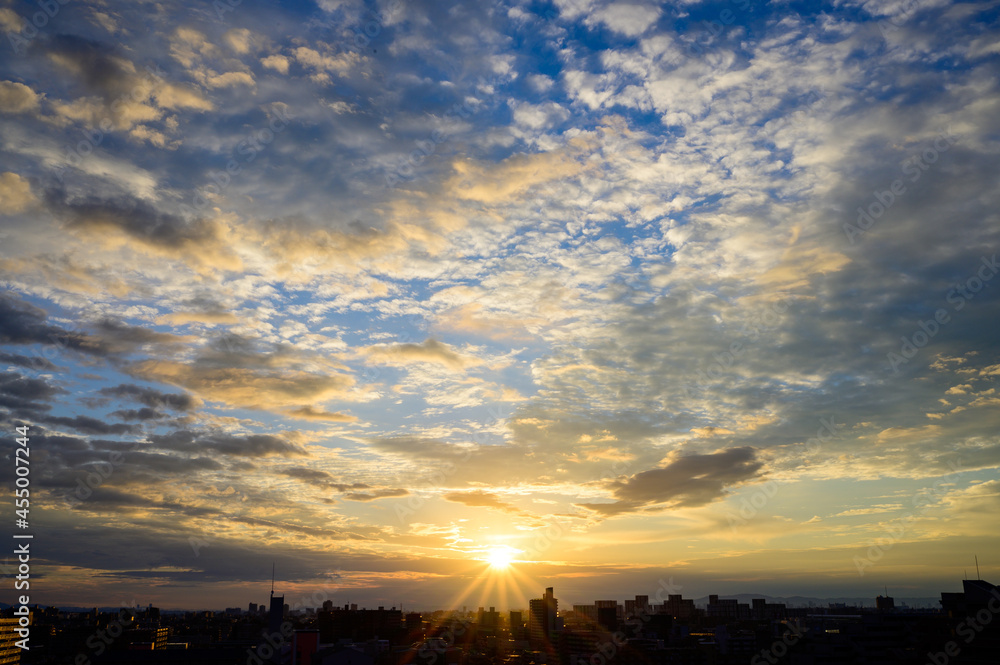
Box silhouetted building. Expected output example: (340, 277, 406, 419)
(876, 594, 895, 611)
(662, 594, 697, 620)
(529, 587, 558, 650)
(317, 606, 403, 643)
(269, 594, 285, 636)
(624, 595, 649, 617)
(751, 597, 787, 619)
(509, 610, 526, 641)
(707, 595, 750, 620)
(265, 592, 285, 664)
(596, 606, 617, 632)
(478, 606, 499, 631)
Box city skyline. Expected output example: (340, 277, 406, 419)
(1, 0, 1000, 611)
(8, 577, 977, 614)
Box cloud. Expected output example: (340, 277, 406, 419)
(0, 292, 151, 358)
(51, 194, 243, 271)
(223, 28, 254, 54)
(0, 370, 62, 414)
(285, 406, 357, 422)
(577, 448, 763, 516)
(0, 172, 37, 215)
(343, 488, 410, 501)
(261, 54, 290, 74)
(443, 490, 527, 514)
(149, 430, 308, 458)
(98, 384, 201, 412)
(584, 3, 662, 37)
(110, 407, 165, 421)
(127, 332, 356, 415)
(38, 414, 139, 436)
(276, 467, 404, 501)
(0, 81, 41, 114)
(151, 82, 213, 111)
(446, 147, 589, 204)
(0, 8, 21, 33)
(156, 310, 240, 325)
(362, 338, 481, 371)
(293, 46, 363, 78)
(0, 352, 57, 371)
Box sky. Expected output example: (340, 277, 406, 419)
(0, 0, 999, 612)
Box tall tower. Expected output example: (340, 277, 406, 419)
(266, 563, 285, 663)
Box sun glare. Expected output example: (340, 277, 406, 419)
(486, 547, 514, 569)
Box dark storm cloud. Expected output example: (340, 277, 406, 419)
(111, 407, 166, 421)
(46, 34, 138, 100)
(0, 292, 103, 355)
(0, 370, 62, 415)
(0, 292, 186, 359)
(91, 318, 184, 350)
(33, 511, 393, 587)
(279, 466, 368, 491)
(278, 467, 406, 500)
(99, 383, 200, 411)
(64, 486, 223, 514)
(150, 430, 308, 458)
(37, 413, 139, 436)
(26, 443, 223, 492)
(577, 447, 763, 516)
(0, 352, 57, 370)
(52, 193, 222, 250)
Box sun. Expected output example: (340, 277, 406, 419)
(485, 547, 515, 569)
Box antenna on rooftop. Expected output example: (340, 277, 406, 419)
(975, 555, 981, 580)
(271, 562, 275, 597)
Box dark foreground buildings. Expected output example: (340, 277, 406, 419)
(6, 577, 1000, 664)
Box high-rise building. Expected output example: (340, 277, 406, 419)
(509, 610, 525, 641)
(316, 606, 403, 643)
(663, 594, 697, 620)
(624, 595, 649, 617)
(478, 606, 499, 631)
(269, 594, 285, 637)
(528, 587, 557, 650)
(266, 568, 286, 665)
(707, 595, 749, 620)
